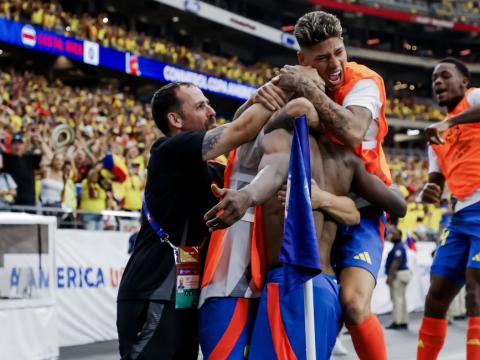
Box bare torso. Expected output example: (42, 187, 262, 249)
(263, 130, 357, 275)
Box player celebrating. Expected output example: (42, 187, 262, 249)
(205, 96, 406, 358)
(267, 11, 393, 359)
(417, 58, 480, 360)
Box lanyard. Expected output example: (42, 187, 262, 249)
(143, 198, 202, 309)
(142, 199, 175, 249)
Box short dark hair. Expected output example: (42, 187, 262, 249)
(294, 11, 343, 49)
(438, 57, 470, 80)
(11, 132, 24, 144)
(151, 82, 193, 135)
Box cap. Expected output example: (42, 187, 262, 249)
(11, 133, 24, 144)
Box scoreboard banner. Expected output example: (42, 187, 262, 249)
(0, 18, 256, 101)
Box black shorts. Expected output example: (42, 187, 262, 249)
(117, 300, 198, 359)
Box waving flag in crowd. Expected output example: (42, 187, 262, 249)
(102, 153, 128, 183)
(406, 232, 417, 252)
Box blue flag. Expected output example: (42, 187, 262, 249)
(280, 115, 322, 293)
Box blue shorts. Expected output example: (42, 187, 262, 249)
(332, 206, 386, 282)
(431, 201, 480, 286)
(199, 297, 258, 359)
(248, 267, 342, 360)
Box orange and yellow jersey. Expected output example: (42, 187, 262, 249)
(431, 88, 480, 200)
(329, 62, 392, 186)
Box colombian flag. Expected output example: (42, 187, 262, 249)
(406, 232, 417, 251)
(280, 115, 321, 293)
(102, 154, 127, 183)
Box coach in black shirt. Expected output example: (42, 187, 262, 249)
(117, 81, 284, 359)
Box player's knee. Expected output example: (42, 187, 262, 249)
(426, 284, 454, 305)
(285, 97, 314, 117)
(340, 290, 371, 324)
(424, 289, 453, 318)
(465, 281, 480, 315)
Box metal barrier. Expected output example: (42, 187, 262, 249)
(1, 205, 140, 232)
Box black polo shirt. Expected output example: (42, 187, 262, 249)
(118, 131, 219, 301)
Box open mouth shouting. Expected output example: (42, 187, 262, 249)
(434, 87, 448, 101)
(327, 69, 342, 90)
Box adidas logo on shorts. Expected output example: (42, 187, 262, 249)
(353, 252, 372, 264)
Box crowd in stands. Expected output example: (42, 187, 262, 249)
(0, 0, 450, 232)
(0, 1, 448, 123)
(0, 66, 449, 235)
(386, 97, 445, 122)
(0, 68, 160, 229)
(359, 0, 480, 26)
(387, 152, 451, 244)
(0, 0, 276, 87)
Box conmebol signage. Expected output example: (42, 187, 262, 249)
(0, 18, 256, 101)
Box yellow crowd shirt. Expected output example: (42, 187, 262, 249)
(80, 179, 107, 213)
(122, 175, 143, 211)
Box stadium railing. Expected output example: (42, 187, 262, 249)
(1, 205, 140, 232)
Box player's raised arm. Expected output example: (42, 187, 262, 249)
(201, 103, 273, 161)
(204, 129, 291, 231)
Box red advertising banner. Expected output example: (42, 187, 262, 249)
(310, 0, 480, 33)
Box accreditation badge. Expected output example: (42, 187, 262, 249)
(173, 246, 201, 309)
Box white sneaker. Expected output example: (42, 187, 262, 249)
(332, 337, 349, 356)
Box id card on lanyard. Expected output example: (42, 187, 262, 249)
(173, 246, 201, 309)
(143, 200, 202, 309)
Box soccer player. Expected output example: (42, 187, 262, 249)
(417, 58, 480, 360)
(264, 11, 393, 359)
(198, 68, 326, 360)
(205, 97, 406, 358)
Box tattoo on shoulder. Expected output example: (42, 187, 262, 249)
(202, 126, 225, 159)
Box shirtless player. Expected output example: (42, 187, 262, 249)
(204, 97, 406, 358)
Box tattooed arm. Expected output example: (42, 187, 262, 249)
(303, 84, 372, 149)
(277, 67, 373, 149)
(232, 79, 289, 121)
(201, 103, 272, 161)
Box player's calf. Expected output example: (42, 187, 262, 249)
(417, 275, 459, 360)
(424, 275, 461, 318)
(465, 269, 480, 360)
(340, 268, 387, 360)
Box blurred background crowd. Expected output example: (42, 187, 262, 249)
(0, 66, 452, 238)
(0, 68, 158, 229)
(0, 0, 473, 240)
(1, 0, 275, 86)
(359, 0, 480, 25)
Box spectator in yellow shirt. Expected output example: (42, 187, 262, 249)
(79, 168, 107, 230)
(122, 163, 144, 211)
